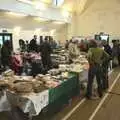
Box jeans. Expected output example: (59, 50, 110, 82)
(86, 64, 103, 98)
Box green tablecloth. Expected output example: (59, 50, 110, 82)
(41, 73, 79, 116)
(49, 73, 79, 104)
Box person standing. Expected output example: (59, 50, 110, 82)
(68, 39, 79, 63)
(86, 40, 109, 99)
(40, 37, 52, 70)
(112, 40, 120, 67)
(116, 40, 120, 65)
(25, 40, 29, 52)
(29, 35, 38, 52)
(102, 40, 112, 90)
(19, 39, 25, 52)
(65, 40, 69, 49)
(1, 41, 11, 70)
(0, 44, 2, 69)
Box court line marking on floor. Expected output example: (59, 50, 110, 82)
(61, 98, 86, 120)
(61, 70, 113, 120)
(89, 72, 120, 120)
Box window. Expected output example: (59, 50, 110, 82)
(53, 0, 64, 7)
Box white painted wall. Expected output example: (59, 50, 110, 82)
(69, 0, 120, 42)
(79, 0, 120, 36)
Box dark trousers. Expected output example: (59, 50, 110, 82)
(102, 63, 109, 90)
(41, 55, 51, 70)
(118, 55, 120, 65)
(86, 64, 103, 98)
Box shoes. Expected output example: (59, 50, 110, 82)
(99, 93, 103, 98)
(85, 95, 102, 100)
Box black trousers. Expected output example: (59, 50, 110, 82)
(86, 64, 103, 98)
(118, 56, 120, 65)
(41, 55, 52, 70)
(102, 62, 109, 90)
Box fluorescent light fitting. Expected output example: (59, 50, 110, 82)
(34, 17, 48, 22)
(62, 10, 70, 18)
(53, 21, 65, 24)
(17, 0, 33, 5)
(6, 11, 27, 17)
(34, 2, 47, 10)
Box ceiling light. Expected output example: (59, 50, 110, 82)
(34, 17, 48, 22)
(34, 2, 47, 11)
(6, 11, 27, 17)
(62, 4, 73, 12)
(62, 10, 70, 18)
(41, 0, 52, 4)
(50, 29, 56, 36)
(53, 21, 65, 24)
(17, 0, 33, 5)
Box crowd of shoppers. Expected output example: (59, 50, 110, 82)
(0, 35, 56, 75)
(0, 35, 120, 99)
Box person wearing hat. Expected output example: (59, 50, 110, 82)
(1, 40, 12, 70)
(86, 40, 110, 99)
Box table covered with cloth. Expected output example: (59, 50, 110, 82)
(0, 73, 79, 117)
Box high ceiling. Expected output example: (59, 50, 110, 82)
(0, 0, 89, 30)
(17, 0, 88, 12)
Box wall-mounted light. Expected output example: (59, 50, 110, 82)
(6, 11, 27, 17)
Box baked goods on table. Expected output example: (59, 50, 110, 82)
(13, 82, 33, 93)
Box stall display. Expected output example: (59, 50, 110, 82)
(0, 48, 89, 119)
(0, 70, 79, 117)
(51, 49, 69, 64)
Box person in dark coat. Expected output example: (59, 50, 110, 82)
(25, 40, 29, 52)
(65, 40, 69, 49)
(102, 40, 112, 90)
(112, 40, 120, 67)
(29, 35, 38, 52)
(19, 39, 25, 52)
(40, 37, 52, 70)
(1, 40, 11, 69)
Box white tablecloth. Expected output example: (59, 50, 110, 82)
(79, 69, 88, 82)
(0, 90, 49, 116)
